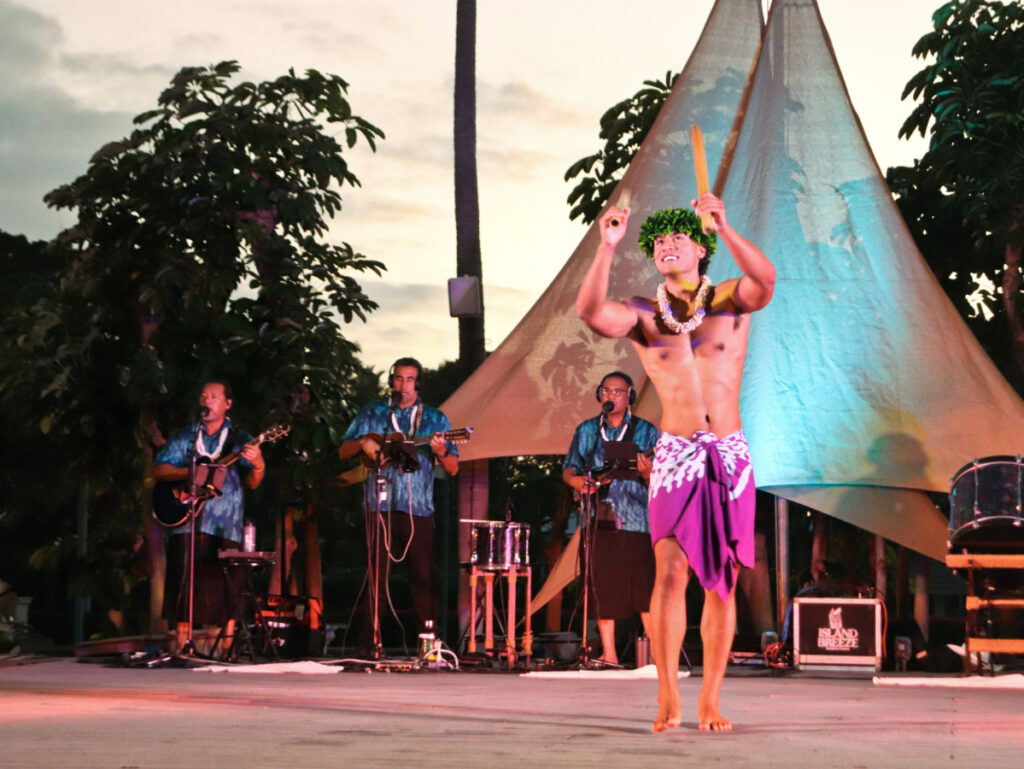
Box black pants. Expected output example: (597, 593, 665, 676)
(164, 532, 242, 627)
(362, 510, 435, 646)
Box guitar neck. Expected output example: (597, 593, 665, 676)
(214, 444, 250, 468)
(212, 427, 286, 466)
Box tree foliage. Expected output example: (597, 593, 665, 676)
(15, 61, 388, 633)
(564, 71, 680, 225)
(887, 0, 1024, 391)
(0, 233, 81, 626)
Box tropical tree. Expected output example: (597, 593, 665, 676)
(0, 232, 81, 637)
(564, 71, 679, 225)
(26, 61, 385, 634)
(887, 0, 1024, 392)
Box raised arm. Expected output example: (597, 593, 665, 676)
(576, 206, 641, 338)
(695, 193, 775, 312)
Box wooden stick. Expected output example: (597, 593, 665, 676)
(608, 188, 631, 228)
(690, 124, 713, 232)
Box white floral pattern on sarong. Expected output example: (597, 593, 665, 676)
(650, 430, 751, 499)
(648, 430, 756, 601)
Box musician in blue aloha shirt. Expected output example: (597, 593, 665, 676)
(338, 358, 459, 647)
(153, 380, 265, 650)
(563, 371, 659, 665)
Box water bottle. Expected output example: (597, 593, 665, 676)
(418, 620, 435, 659)
(636, 635, 651, 668)
(243, 520, 256, 552)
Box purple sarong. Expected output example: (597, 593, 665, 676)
(649, 430, 755, 601)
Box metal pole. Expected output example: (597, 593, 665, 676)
(774, 496, 789, 633)
(73, 482, 90, 644)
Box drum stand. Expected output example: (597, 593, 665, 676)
(462, 520, 532, 671)
(946, 552, 1024, 674)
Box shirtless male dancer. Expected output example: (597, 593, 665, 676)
(576, 193, 775, 732)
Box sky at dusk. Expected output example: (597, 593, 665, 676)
(1, 0, 940, 374)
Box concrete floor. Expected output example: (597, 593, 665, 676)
(2, 656, 1023, 768)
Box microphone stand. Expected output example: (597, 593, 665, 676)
(362, 433, 420, 661)
(571, 435, 622, 669)
(572, 469, 618, 669)
(182, 439, 201, 657)
(365, 452, 387, 661)
(145, 423, 209, 668)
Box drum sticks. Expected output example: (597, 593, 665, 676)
(690, 123, 713, 233)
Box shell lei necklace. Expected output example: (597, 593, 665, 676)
(657, 276, 712, 334)
(601, 412, 630, 442)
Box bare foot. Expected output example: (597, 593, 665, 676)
(653, 691, 682, 732)
(697, 702, 733, 732)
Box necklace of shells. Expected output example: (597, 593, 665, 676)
(656, 276, 712, 334)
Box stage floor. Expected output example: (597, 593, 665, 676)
(2, 657, 1023, 768)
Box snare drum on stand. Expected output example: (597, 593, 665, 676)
(468, 521, 531, 571)
(461, 519, 533, 667)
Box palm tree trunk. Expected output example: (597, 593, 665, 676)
(454, 0, 485, 374)
(454, 0, 488, 652)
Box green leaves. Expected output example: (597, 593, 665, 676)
(564, 70, 680, 224)
(891, 0, 1024, 391)
(35, 60, 390, 520)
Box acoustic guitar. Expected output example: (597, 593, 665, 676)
(360, 427, 473, 469)
(152, 423, 289, 527)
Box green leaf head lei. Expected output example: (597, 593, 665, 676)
(637, 208, 717, 270)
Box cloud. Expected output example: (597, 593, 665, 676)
(478, 79, 580, 127)
(0, 2, 135, 238)
(343, 192, 447, 225)
(0, 1, 62, 77)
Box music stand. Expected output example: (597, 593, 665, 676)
(381, 435, 421, 474)
(601, 440, 639, 482)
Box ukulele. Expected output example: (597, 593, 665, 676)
(359, 427, 473, 469)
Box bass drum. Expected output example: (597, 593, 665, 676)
(948, 455, 1024, 552)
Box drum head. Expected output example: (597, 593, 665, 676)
(950, 455, 1022, 486)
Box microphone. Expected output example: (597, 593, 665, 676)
(389, 390, 402, 409)
(601, 401, 614, 414)
(199, 406, 210, 418)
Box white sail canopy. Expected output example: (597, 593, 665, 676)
(444, 0, 1024, 562)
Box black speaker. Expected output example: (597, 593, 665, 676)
(448, 276, 482, 317)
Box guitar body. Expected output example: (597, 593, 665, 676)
(151, 423, 290, 528)
(152, 479, 209, 527)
